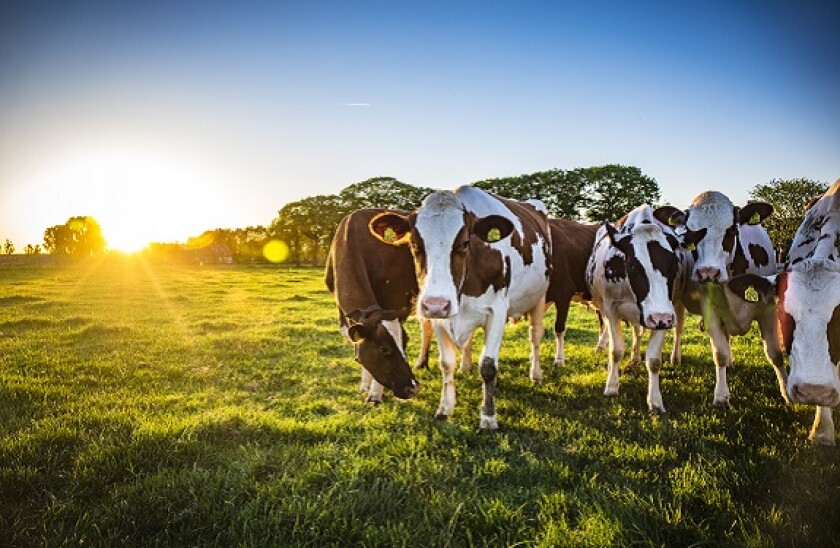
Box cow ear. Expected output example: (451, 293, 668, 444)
(347, 324, 367, 342)
(653, 206, 685, 228)
(727, 273, 775, 303)
(369, 212, 412, 245)
(474, 215, 514, 243)
(738, 202, 774, 225)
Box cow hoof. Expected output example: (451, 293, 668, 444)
(365, 397, 382, 406)
(649, 406, 666, 415)
(809, 434, 836, 447)
(712, 398, 730, 409)
(603, 388, 619, 397)
(413, 360, 429, 371)
(530, 374, 543, 384)
(479, 415, 499, 430)
(434, 412, 449, 421)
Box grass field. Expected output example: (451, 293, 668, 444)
(1, 258, 839, 546)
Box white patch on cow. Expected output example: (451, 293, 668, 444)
(686, 191, 735, 281)
(381, 318, 407, 359)
(414, 191, 467, 317)
(783, 259, 840, 404)
(738, 224, 777, 276)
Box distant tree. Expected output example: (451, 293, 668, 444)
(3, 239, 14, 255)
(338, 177, 433, 211)
(578, 164, 660, 222)
(749, 177, 830, 261)
(24, 244, 42, 255)
(473, 169, 587, 218)
(42, 216, 106, 256)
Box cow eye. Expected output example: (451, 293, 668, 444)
(461, 240, 470, 250)
(378, 346, 392, 356)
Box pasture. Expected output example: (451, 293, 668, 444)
(1, 259, 839, 546)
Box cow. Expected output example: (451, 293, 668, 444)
(655, 191, 789, 407)
(586, 204, 683, 413)
(324, 208, 430, 403)
(729, 179, 840, 445)
(368, 186, 552, 430)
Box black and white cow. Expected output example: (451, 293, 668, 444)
(655, 191, 788, 407)
(730, 179, 840, 445)
(586, 205, 683, 413)
(324, 208, 431, 402)
(369, 186, 552, 430)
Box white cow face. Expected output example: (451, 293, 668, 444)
(605, 214, 681, 330)
(367, 192, 514, 319)
(656, 192, 773, 283)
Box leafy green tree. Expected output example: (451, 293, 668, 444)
(24, 244, 42, 255)
(749, 177, 830, 260)
(338, 177, 433, 211)
(473, 169, 587, 219)
(578, 164, 660, 222)
(4, 239, 14, 255)
(43, 216, 105, 256)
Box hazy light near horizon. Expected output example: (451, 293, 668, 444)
(9, 144, 236, 253)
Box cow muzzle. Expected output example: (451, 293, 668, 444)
(421, 297, 452, 318)
(695, 266, 723, 283)
(789, 383, 840, 407)
(645, 312, 676, 330)
(394, 379, 421, 400)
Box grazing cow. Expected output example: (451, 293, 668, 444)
(730, 179, 840, 445)
(369, 186, 552, 430)
(586, 205, 683, 413)
(655, 191, 788, 407)
(545, 218, 600, 367)
(324, 208, 430, 402)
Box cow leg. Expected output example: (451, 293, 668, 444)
(361, 368, 384, 404)
(433, 321, 458, 420)
(645, 329, 667, 414)
(629, 323, 643, 369)
(553, 295, 572, 367)
(758, 310, 790, 404)
(529, 297, 546, 383)
(478, 310, 508, 430)
(460, 332, 473, 372)
(360, 367, 372, 392)
(670, 302, 684, 365)
(604, 312, 625, 397)
(595, 311, 608, 352)
(809, 406, 836, 446)
(707, 320, 732, 407)
(414, 317, 433, 370)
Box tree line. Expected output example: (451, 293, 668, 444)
(10, 167, 828, 265)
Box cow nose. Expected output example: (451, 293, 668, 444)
(421, 297, 451, 318)
(696, 267, 721, 283)
(789, 383, 840, 406)
(646, 312, 675, 330)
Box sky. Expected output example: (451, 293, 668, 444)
(1, 1, 839, 251)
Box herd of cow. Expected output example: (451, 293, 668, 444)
(324, 180, 840, 445)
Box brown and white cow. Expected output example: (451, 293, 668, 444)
(730, 179, 840, 445)
(324, 208, 430, 402)
(545, 218, 600, 367)
(369, 186, 552, 430)
(655, 191, 789, 407)
(586, 205, 683, 413)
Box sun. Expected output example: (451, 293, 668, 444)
(20, 145, 237, 253)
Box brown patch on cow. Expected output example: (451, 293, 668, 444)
(730, 241, 749, 276)
(776, 271, 795, 355)
(460, 212, 509, 298)
(748, 243, 770, 268)
(722, 226, 737, 253)
(495, 195, 551, 267)
(605, 254, 626, 282)
(545, 219, 599, 334)
(480, 356, 497, 418)
(829, 304, 840, 365)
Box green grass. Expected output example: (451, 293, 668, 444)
(1, 257, 839, 546)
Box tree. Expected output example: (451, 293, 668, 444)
(24, 244, 42, 255)
(42, 216, 106, 256)
(749, 178, 830, 261)
(4, 239, 14, 255)
(473, 169, 588, 219)
(338, 177, 433, 211)
(578, 164, 661, 222)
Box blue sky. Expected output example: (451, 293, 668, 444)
(1, 1, 839, 249)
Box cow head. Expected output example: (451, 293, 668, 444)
(369, 191, 515, 319)
(604, 207, 681, 329)
(344, 308, 420, 399)
(655, 192, 773, 283)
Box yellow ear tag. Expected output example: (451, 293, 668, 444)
(749, 212, 761, 225)
(685, 242, 696, 251)
(383, 227, 397, 243)
(745, 285, 759, 302)
(486, 227, 502, 242)
(668, 217, 676, 226)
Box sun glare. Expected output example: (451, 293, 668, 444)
(16, 146, 237, 252)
